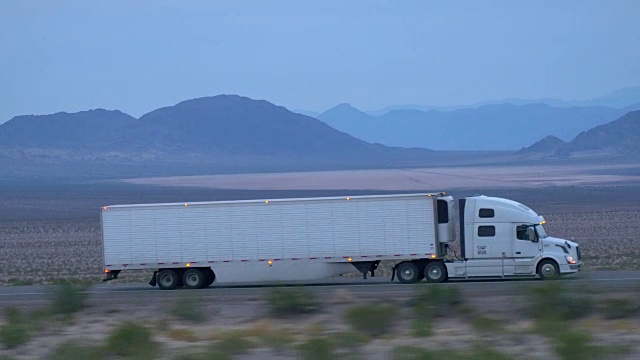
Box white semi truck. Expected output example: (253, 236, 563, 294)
(101, 193, 582, 290)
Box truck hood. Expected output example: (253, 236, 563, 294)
(543, 237, 579, 249)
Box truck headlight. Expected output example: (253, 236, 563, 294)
(565, 255, 576, 264)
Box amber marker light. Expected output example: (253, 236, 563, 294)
(347, 257, 353, 262)
(268, 260, 273, 266)
(186, 263, 191, 267)
(104, 269, 110, 273)
(265, 200, 269, 204)
(184, 203, 189, 207)
(431, 254, 436, 258)
(346, 197, 351, 200)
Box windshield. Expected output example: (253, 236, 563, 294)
(535, 224, 548, 239)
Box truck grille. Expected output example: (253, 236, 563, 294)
(576, 246, 581, 261)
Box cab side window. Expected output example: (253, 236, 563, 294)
(478, 225, 495, 237)
(516, 225, 529, 240)
(479, 208, 494, 218)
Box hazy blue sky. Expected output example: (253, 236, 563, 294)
(1, 0, 639, 122)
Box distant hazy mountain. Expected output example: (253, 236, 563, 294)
(291, 109, 320, 118)
(366, 86, 640, 115)
(520, 110, 640, 157)
(318, 102, 640, 151)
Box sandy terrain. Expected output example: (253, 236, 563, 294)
(123, 163, 640, 191)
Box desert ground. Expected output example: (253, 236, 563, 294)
(0, 164, 639, 359)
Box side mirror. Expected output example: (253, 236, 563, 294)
(527, 227, 537, 242)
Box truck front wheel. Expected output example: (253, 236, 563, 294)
(157, 269, 179, 290)
(537, 259, 559, 280)
(396, 262, 420, 284)
(424, 261, 447, 283)
(183, 268, 205, 289)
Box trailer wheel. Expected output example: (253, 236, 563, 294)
(396, 262, 420, 284)
(537, 259, 559, 280)
(203, 268, 216, 287)
(424, 261, 447, 283)
(157, 269, 179, 290)
(182, 268, 205, 289)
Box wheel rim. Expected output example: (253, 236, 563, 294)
(185, 272, 200, 287)
(541, 264, 556, 277)
(427, 266, 442, 280)
(159, 273, 174, 287)
(401, 267, 415, 280)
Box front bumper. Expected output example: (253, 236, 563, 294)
(560, 261, 582, 273)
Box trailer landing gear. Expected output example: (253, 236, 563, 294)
(350, 261, 380, 279)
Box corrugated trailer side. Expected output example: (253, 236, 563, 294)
(101, 193, 449, 288)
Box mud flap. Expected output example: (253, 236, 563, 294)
(148, 271, 158, 287)
(391, 265, 396, 282)
(102, 270, 120, 282)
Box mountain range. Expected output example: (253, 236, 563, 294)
(0, 96, 436, 178)
(520, 110, 640, 158)
(317, 102, 640, 151)
(363, 86, 640, 116)
(0, 94, 638, 179)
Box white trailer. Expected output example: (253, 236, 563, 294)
(101, 193, 581, 289)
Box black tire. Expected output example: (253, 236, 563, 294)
(424, 261, 447, 283)
(157, 269, 179, 290)
(182, 268, 205, 289)
(396, 262, 420, 284)
(203, 268, 216, 287)
(537, 259, 559, 280)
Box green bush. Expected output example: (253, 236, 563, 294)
(414, 284, 462, 319)
(267, 287, 318, 316)
(105, 322, 158, 360)
(471, 315, 503, 333)
(344, 303, 397, 337)
(298, 338, 335, 360)
(0, 308, 30, 349)
(170, 296, 209, 323)
(602, 298, 639, 319)
(328, 331, 370, 351)
(526, 282, 592, 321)
(554, 330, 630, 360)
(410, 319, 432, 337)
(555, 331, 599, 360)
(50, 284, 88, 315)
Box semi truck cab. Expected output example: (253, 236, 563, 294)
(442, 195, 582, 280)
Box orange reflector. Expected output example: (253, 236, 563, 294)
(347, 257, 353, 262)
(104, 269, 110, 273)
(268, 260, 273, 265)
(186, 263, 191, 267)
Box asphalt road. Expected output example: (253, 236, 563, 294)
(0, 271, 638, 306)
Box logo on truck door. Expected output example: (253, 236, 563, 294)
(477, 245, 487, 255)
